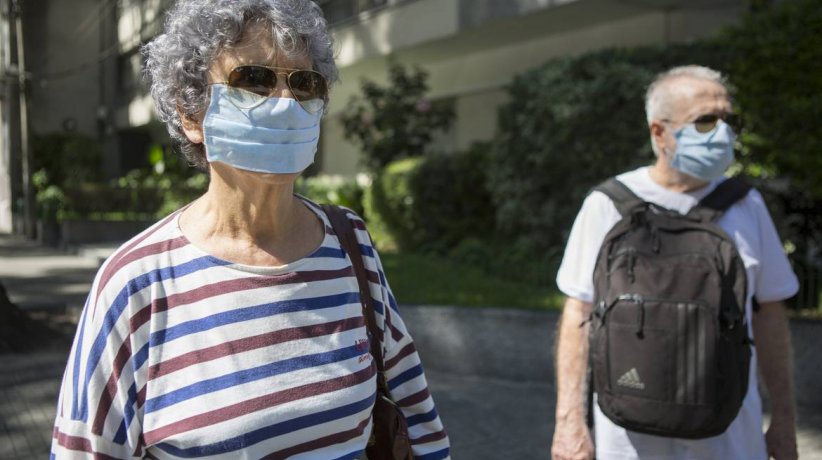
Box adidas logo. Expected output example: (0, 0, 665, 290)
(617, 368, 645, 390)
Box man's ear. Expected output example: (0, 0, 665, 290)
(178, 105, 204, 144)
(649, 121, 668, 153)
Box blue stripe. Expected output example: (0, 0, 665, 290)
(150, 292, 359, 346)
(334, 450, 366, 460)
(70, 297, 90, 420)
(113, 383, 139, 445)
(359, 244, 374, 258)
(377, 269, 400, 313)
(133, 342, 150, 370)
(417, 447, 450, 460)
(309, 246, 345, 259)
(156, 392, 376, 457)
(387, 290, 400, 313)
(373, 299, 385, 316)
(78, 256, 224, 421)
(406, 407, 438, 427)
(145, 344, 365, 413)
(388, 364, 424, 391)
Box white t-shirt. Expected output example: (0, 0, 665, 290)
(556, 166, 799, 460)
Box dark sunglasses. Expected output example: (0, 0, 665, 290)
(212, 65, 328, 113)
(691, 113, 743, 134)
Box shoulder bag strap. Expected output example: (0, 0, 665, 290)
(689, 177, 752, 222)
(592, 177, 646, 217)
(321, 204, 391, 396)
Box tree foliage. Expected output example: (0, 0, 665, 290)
(720, 0, 822, 196)
(340, 60, 455, 172)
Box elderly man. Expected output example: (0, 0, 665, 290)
(550, 65, 798, 460)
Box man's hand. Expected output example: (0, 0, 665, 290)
(765, 416, 798, 460)
(551, 418, 594, 460)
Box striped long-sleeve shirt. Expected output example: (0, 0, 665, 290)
(51, 199, 450, 459)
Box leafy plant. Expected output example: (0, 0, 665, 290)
(340, 60, 455, 172)
(719, 0, 822, 196)
(295, 174, 366, 217)
(363, 143, 496, 253)
(32, 133, 102, 190)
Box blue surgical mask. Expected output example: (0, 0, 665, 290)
(667, 120, 736, 182)
(202, 84, 323, 174)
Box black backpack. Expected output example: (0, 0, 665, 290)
(589, 177, 753, 439)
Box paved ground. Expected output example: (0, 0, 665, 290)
(0, 234, 820, 459)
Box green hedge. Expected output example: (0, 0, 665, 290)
(720, 0, 822, 196)
(364, 143, 496, 252)
(295, 174, 365, 217)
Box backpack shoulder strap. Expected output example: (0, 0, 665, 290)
(690, 177, 752, 222)
(321, 204, 390, 394)
(592, 177, 645, 217)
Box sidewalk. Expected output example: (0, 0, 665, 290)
(0, 234, 820, 459)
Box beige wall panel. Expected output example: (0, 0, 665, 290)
(334, 0, 460, 67)
(454, 89, 509, 151)
(320, 114, 362, 177)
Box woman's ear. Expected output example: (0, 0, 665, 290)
(178, 105, 205, 144)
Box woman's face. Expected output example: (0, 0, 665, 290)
(181, 21, 316, 184)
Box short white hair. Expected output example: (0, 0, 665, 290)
(645, 65, 727, 124)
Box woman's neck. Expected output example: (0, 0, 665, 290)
(199, 169, 298, 244)
(179, 163, 323, 266)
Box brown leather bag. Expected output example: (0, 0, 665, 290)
(322, 205, 414, 460)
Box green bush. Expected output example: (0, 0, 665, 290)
(487, 43, 730, 251)
(365, 144, 497, 252)
(365, 157, 423, 251)
(408, 142, 497, 251)
(32, 133, 102, 190)
(340, 60, 455, 172)
(295, 174, 365, 217)
(719, 0, 822, 196)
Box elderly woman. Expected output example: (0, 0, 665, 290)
(50, 1, 449, 458)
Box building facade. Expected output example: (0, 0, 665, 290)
(1, 0, 747, 233)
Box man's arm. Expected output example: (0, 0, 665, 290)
(752, 300, 798, 460)
(551, 296, 595, 460)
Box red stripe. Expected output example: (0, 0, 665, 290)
(261, 416, 371, 460)
(96, 215, 185, 299)
(365, 268, 380, 284)
(53, 429, 124, 460)
(389, 321, 404, 342)
(395, 387, 431, 408)
(148, 316, 365, 380)
(149, 268, 353, 317)
(412, 429, 448, 445)
(142, 365, 376, 445)
(385, 342, 417, 370)
(351, 219, 367, 231)
(137, 385, 147, 409)
(91, 337, 134, 435)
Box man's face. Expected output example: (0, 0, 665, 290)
(665, 77, 732, 132)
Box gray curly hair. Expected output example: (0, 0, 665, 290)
(143, 0, 338, 170)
